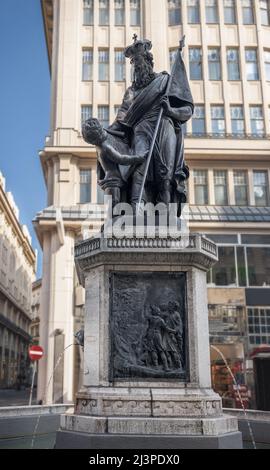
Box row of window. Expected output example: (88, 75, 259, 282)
(168, 0, 270, 26)
(78, 167, 269, 208)
(81, 103, 269, 137)
(83, 0, 270, 28)
(83, 0, 141, 26)
(208, 243, 270, 288)
(179, 47, 270, 82)
(81, 104, 111, 128)
(193, 104, 267, 136)
(82, 49, 126, 81)
(83, 46, 270, 83)
(194, 169, 269, 206)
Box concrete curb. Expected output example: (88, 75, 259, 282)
(0, 404, 73, 418)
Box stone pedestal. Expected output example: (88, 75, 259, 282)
(56, 234, 242, 449)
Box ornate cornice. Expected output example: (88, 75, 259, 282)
(75, 234, 218, 285)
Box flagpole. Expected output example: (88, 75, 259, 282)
(136, 35, 186, 216)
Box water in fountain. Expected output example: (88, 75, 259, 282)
(211, 345, 256, 450)
(30, 343, 79, 449)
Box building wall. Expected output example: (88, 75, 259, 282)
(0, 172, 36, 388)
(31, 279, 42, 344)
(38, 0, 270, 405)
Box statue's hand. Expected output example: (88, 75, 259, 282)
(161, 96, 173, 117)
(160, 96, 174, 117)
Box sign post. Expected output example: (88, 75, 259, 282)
(28, 345, 44, 406)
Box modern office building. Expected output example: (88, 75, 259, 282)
(37, 0, 270, 408)
(0, 172, 36, 389)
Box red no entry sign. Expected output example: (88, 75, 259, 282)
(29, 345, 44, 362)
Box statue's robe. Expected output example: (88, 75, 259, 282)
(100, 53, 194, 214)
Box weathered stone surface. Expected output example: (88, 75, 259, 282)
(60, 414, 239, 437)
(61, 415, 107, 434)
(75, 235, 218, 283)
(75, 387, 222, 418)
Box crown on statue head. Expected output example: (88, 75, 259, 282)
(124, 34, 152, 59)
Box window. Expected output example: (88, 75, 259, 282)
(253, 171, 269, 206)
(99, 0, 109, 25)
(242, 234, 270, 244)
(212, 247, 236, 286)
(98, 105, 110, 128)
(260, 0, 270, 25)
(250, 106, 265, 136)
(234, 170, 248, 205)
(264, 50, 270, 80)
(208, 48, 221, 80)
(168, 0, 181, 26)
(169, 49, 178, 70)
(115, 50, 125, 81)
(227, 48, 240, 80)
(242, 0, 254, 24)
(248, 308, 270, 346)
(214, 170, 228, 205)
(130, 0, 141, 26)
(81, 105, 92, 125)
(187, 0, 200, 24)
(247, 248, 270, 286)
(189, 47, 202, 80)
(80, 169, 92, 204)
(192, 106, 205, 135)
(231, 106, 245, 135)
(82, 49, 93, 81)
(211, 106, 225, 135)
(194, 170, 208, 205)
(99, 49, 109, 80)
(83, 0, 94, 25)
(209, 305, 245, 341)
(205, 0, 218, 24)
(115, 0, 125, 25)
(224, 0, 236, 24)
(236, 246, 247, 286)
(245, 49, 259, 80)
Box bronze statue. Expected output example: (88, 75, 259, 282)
(82, 35, 194, 217)
(82, 118, 144, 208)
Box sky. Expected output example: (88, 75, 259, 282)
(0, 0, 50, 276)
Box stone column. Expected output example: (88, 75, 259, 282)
(38, 229, 75, 404)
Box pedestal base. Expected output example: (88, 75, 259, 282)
(56, 396, 242, 449)
(69, 235, 243, 449)
(55, 429, 243, 449)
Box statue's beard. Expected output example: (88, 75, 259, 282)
(133, 62, 155, 89)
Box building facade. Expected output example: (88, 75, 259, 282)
(0, 172, 36, 389)
(31, 279, 42, 344)
(38, 0, 270, 408)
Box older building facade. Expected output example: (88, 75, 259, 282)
(31, 279, 42, 344)
(0, 172, 36, 389)
(37, 0, 270, 407)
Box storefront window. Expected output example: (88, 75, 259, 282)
(248, 308, 270, 345)
(237, 246, 247, 286)
(212, 246, 236, 286)
(247, 247, 270, 286)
